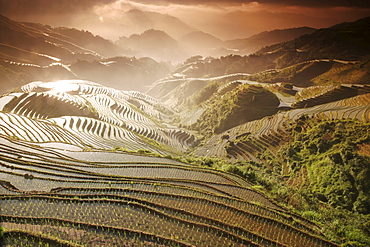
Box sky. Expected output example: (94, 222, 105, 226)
(1, 0, 370, 40)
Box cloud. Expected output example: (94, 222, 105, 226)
(1, 0, 369, 20)
(0, 0, 369, 41)
(0, 0, 116, 16)
(127, 0, 370, 8)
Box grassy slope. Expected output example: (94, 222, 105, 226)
(197, 118, 370, 247)
(189, 84, 279, 137)
(280, 119, 370, 246)
(280, 119, 370, 212)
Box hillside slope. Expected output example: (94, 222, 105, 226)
(179, 31, 223, 56)
(221, 27, 317, 56)
(116, 29, 189, 63)
(257, 17, 370, 68)
(0, 79, 195, 154)
(0, 15, 171, 94)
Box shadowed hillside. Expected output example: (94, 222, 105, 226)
(257, 17, 370, 68)
(220, 27, 317, 56)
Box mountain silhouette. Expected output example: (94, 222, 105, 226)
(117, 29, 189, 63)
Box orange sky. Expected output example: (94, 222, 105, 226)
(1, 0, 369, 40)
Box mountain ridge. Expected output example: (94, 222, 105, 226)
(221, 26, 317, 56)
(117, 29, 189, 63)
(0, 14, 172, 94)
(124, 9, 197, 39)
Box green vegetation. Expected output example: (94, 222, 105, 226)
(210, 119, 370, 246)
(279, 119, 370, 212)
(183, 80, 220, 107)
(191, 84, 279, 137)
(0, 225, 4, 241)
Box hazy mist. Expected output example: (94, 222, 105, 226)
(1, 0, 370, 41)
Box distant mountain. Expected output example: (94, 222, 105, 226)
(0, 15, 171, 93)
(179, 31, 223, 55)
(123, 9, 197, 39)
(69, 56, 171, 91)
(147, 17, 370, 106)
(0, 14, 95, 93)
(219, 27, 317, 56)
(145, 54, 274, 106)
(0, 14, 99, 64)
(257, 17, 370, 68)
(49, 26, 127, 58)
(116, 29, 189, 63)
(174, 27, 316, 58)
(176, 17, 370, 86)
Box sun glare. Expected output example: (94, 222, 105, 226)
(37, 80, 80, 94)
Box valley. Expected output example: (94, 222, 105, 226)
(0, 12, 369, 247)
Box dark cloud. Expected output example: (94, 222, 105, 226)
(129, 0, 370, 8)
(1, 0, 369, 19)
(260, 0, 370, 8)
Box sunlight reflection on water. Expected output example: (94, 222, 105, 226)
(36, 80, 80, 94)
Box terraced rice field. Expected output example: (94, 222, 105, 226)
(0, 135, 338, 246)
(0, 79, 343, 246)
(293, 84, 370, 108)
(0, 80, 195, 153)
(196, 93, 370, 161)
